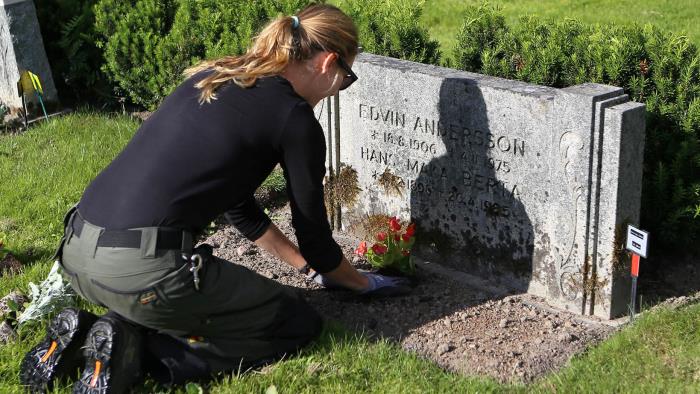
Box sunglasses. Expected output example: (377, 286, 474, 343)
(336, 56, 358, 91)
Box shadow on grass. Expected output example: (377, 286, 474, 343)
(638, 252, 700, 307)
(129, 321, 368, 393)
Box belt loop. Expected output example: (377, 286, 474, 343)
(181, 231, 193, 256)
(79, 224, 102, 258)
(140, 228, 158, 259)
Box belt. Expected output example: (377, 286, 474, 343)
(71, 214, 189, 250)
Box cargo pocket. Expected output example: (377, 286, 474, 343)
(148, 263, 210, 334)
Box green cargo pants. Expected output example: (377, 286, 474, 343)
(56, 208, 322, 378)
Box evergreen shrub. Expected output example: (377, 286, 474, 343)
(93, 0, 309, 109)
(93, 0, 441, 109)
(339, 0, 440, 65)
(36, 0, 109, 102)
(454, 4, 700, 252)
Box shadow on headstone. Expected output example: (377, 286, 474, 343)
(410, 78, 533, 293)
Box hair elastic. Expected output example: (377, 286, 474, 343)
(291, 15, 300, 29)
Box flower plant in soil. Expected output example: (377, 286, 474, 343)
(355, 217, 416, 275)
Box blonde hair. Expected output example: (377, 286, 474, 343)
(185, 4, 358, 104)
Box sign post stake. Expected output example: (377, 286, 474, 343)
(629, 253, 640, 321)
(625, 225, 649, 322)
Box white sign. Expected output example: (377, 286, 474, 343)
(626, 225, 649, 258)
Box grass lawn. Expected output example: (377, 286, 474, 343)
(1, 114, 699, 392)
(421, 0, 700, 61)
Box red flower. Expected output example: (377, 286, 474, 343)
(355, 241, 367, 255)
(405, 223, 416, 237)
(389, 217, 401, 232)
(402, 233, 412, 242)
(394, 234, 401, 241)
(376, 232, 387, 242)
(401, 250, 410, 256)
(371, 243, 388, 255)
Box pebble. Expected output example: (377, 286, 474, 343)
(0, 291, 28, 318)
(437, 343, 451, 355)
(236, 245, 249, 256)
(558, 333, 576, 343)
(499, 318, 509, 328)
(0, 321, 16, 343)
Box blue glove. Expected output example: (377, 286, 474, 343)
(358, 272, 412, 297)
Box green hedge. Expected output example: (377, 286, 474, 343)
(94, 0, 310, 109)
(92, 0, 440, 109)
(454, 4, 700, 252)
(339, 0, 440, 65)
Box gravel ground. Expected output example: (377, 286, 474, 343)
(202, 204, 616, 383)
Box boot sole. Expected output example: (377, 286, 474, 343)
(72, 317, 143, 394)
(20, 308, 97, 393)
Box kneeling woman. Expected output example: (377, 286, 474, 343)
(20, 4, 409, 392)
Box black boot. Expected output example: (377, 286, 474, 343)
(20, 308, 99, 393)
(72, 314, 144, 394)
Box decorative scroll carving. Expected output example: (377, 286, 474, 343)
(558, 131, 585, 300)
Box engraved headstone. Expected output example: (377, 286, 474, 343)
(0, 0, 57, 113)
(318, 54, 645, 319)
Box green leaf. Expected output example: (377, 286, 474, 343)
(185, 382, 203, 394)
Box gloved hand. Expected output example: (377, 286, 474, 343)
(357, 272, 412, 297)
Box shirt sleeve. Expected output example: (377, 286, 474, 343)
(279, 101, 343, 273)
(224, 196, 271, 241)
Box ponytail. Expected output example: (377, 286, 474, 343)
(185, 4, 358, 104)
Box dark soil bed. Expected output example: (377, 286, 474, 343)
(200, 204, 622, 383)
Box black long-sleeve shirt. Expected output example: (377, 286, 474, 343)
(79, 73, 342, 273)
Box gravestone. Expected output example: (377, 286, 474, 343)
(318, 54, 645, 319)
(0, 0, 57, 113)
